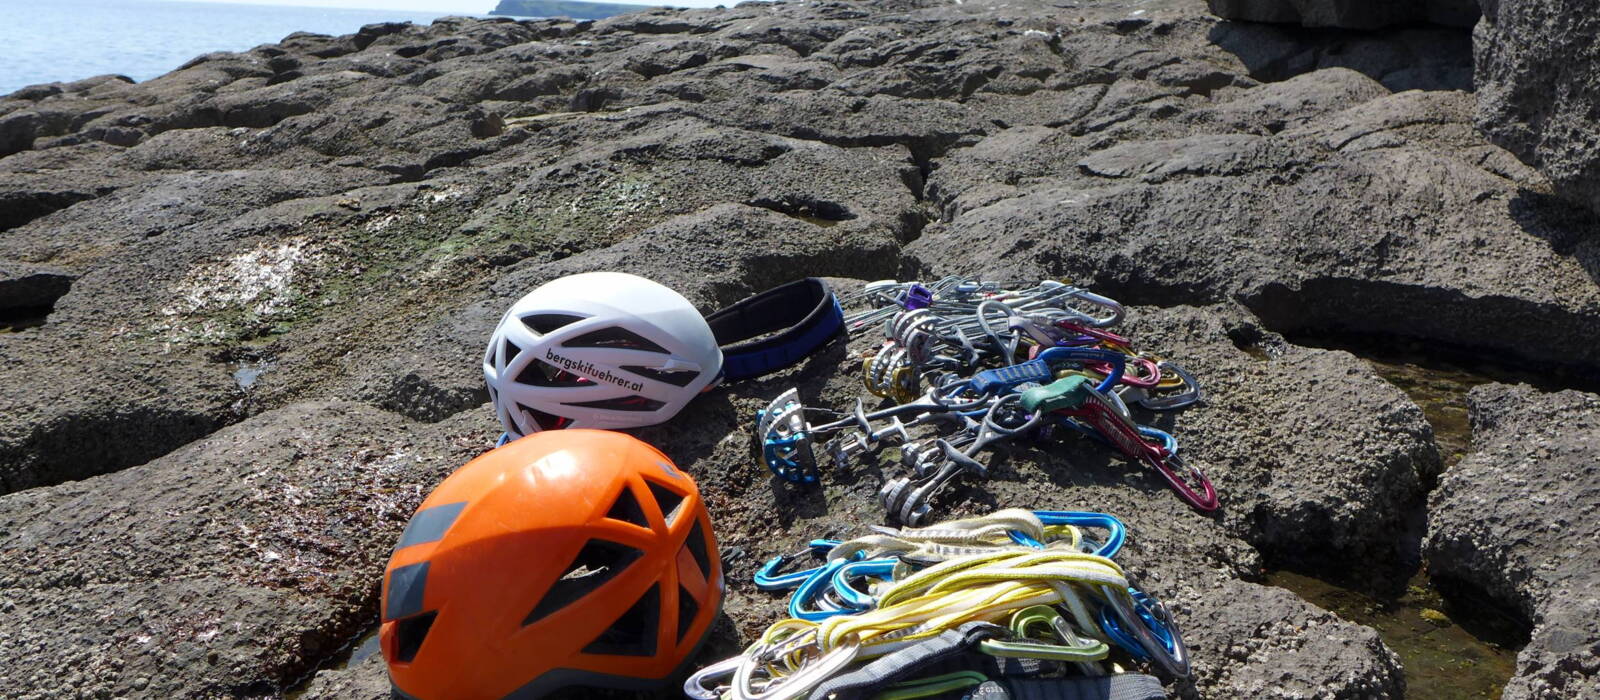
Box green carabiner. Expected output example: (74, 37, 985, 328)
(978, 604, 1111, 662)
(1019, 375, 1093, 414)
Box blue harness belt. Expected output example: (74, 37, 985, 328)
(707, 277, 844, 382)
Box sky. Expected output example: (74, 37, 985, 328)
(183, 0, 731, 10)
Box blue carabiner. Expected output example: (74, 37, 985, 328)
(752, 539, 838, 591)
(830, 558, 897, 609)
(1036, 346, 1126, 393)
(1055, 419, 1174, 460)
(1137, 425, 1178, 455)
(1033, 511, 1126, 558)
(1096, 588, 1177, 660)
(1007, 530, 1047, 548)
(789, 556, 864, 620)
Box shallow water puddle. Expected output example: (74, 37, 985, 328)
(1262, 341, 1529, 698)
(1359, 356, 1490, 471)
(283, 625, 380, 697)
(1267, 570, 1518, 700)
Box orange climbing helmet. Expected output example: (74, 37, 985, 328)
(380, 429, 724, 700)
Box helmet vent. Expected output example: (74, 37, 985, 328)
(564, 327, 669, 353)
(645, 480, 686, 525)
(563, 396, 666, 412)
(393, 610, 436, 663)
(676, 584, 700, 643)
(582, 583, 660, 657)
(502, 339, 522, 363)
(524, 539, 642, 626)
(515, 361, 593, 388)
(517, 403, 571, 432)
(685, 519, 712, 580)
(621, 365, 698, 387)
(605, 486, 650, 529)
(521, 313, 587, 335)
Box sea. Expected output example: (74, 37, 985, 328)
(0, 0, 479, 97)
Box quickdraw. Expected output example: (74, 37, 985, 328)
(1023, 376, 1218, 511)
(756, 277, 1218, 518)
(760, 510, 1129, 621)
(688, 511, 1191, 700)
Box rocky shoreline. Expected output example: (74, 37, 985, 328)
(1, 0, 1595, 697)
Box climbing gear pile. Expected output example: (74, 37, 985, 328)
(381, 430, 723, 700)
(463, 274, 1216, 699)
(755, 277, 1216, 523)
(688, 510, 1185, 700)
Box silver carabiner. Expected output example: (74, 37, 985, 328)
(731, 637, 860, 700)
(685, 655, 741, 700)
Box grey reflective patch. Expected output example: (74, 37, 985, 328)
(396, 501, 467, 550)
(386, 561, 430, 621)
(657, 460, 681, 480)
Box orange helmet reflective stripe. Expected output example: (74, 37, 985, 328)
(381, 429, 723, 700)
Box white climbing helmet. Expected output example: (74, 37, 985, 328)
(483, 271, 724, 435)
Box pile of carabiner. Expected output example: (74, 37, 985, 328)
(754, 277, 1217, 524)
(686, 509, 1187, 700)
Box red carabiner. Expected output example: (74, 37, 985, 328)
(1058, 400, 1218, 511)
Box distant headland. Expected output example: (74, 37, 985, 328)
(489, 0, 663, 19)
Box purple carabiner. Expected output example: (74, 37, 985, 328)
(899, 284, 934, 311)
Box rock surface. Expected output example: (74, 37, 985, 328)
(0, 402, 494, 698)
(1473, 0, 1600, 215)
(1425, 384, 1600, 699)
(0, 0, 1596, 696)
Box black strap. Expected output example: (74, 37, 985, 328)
(706, 277, 843, 382)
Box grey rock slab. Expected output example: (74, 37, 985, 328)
(0, 166, 390, 269)
(298, 653, 391, 700)
(1175, 576, 1404, 698)
(1190, 67, 1392, 134)
(1115, 305, 1436, 568)
(1502, 598, 1600, 699)
(0, 401, 495, 697)
(1474, 0, 1600, 215)
(0, 170, 132, 233)
(1425, 384, 1600, 699)
(1077, 133, 1317, 183)
(912, 88, 1600, 376)
(0, 347, 245, 494)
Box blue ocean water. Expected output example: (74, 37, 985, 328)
(0, 0, 475, 96)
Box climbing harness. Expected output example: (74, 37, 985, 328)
(709, 277, 846, 382)
(755, 277, 1217, 520)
